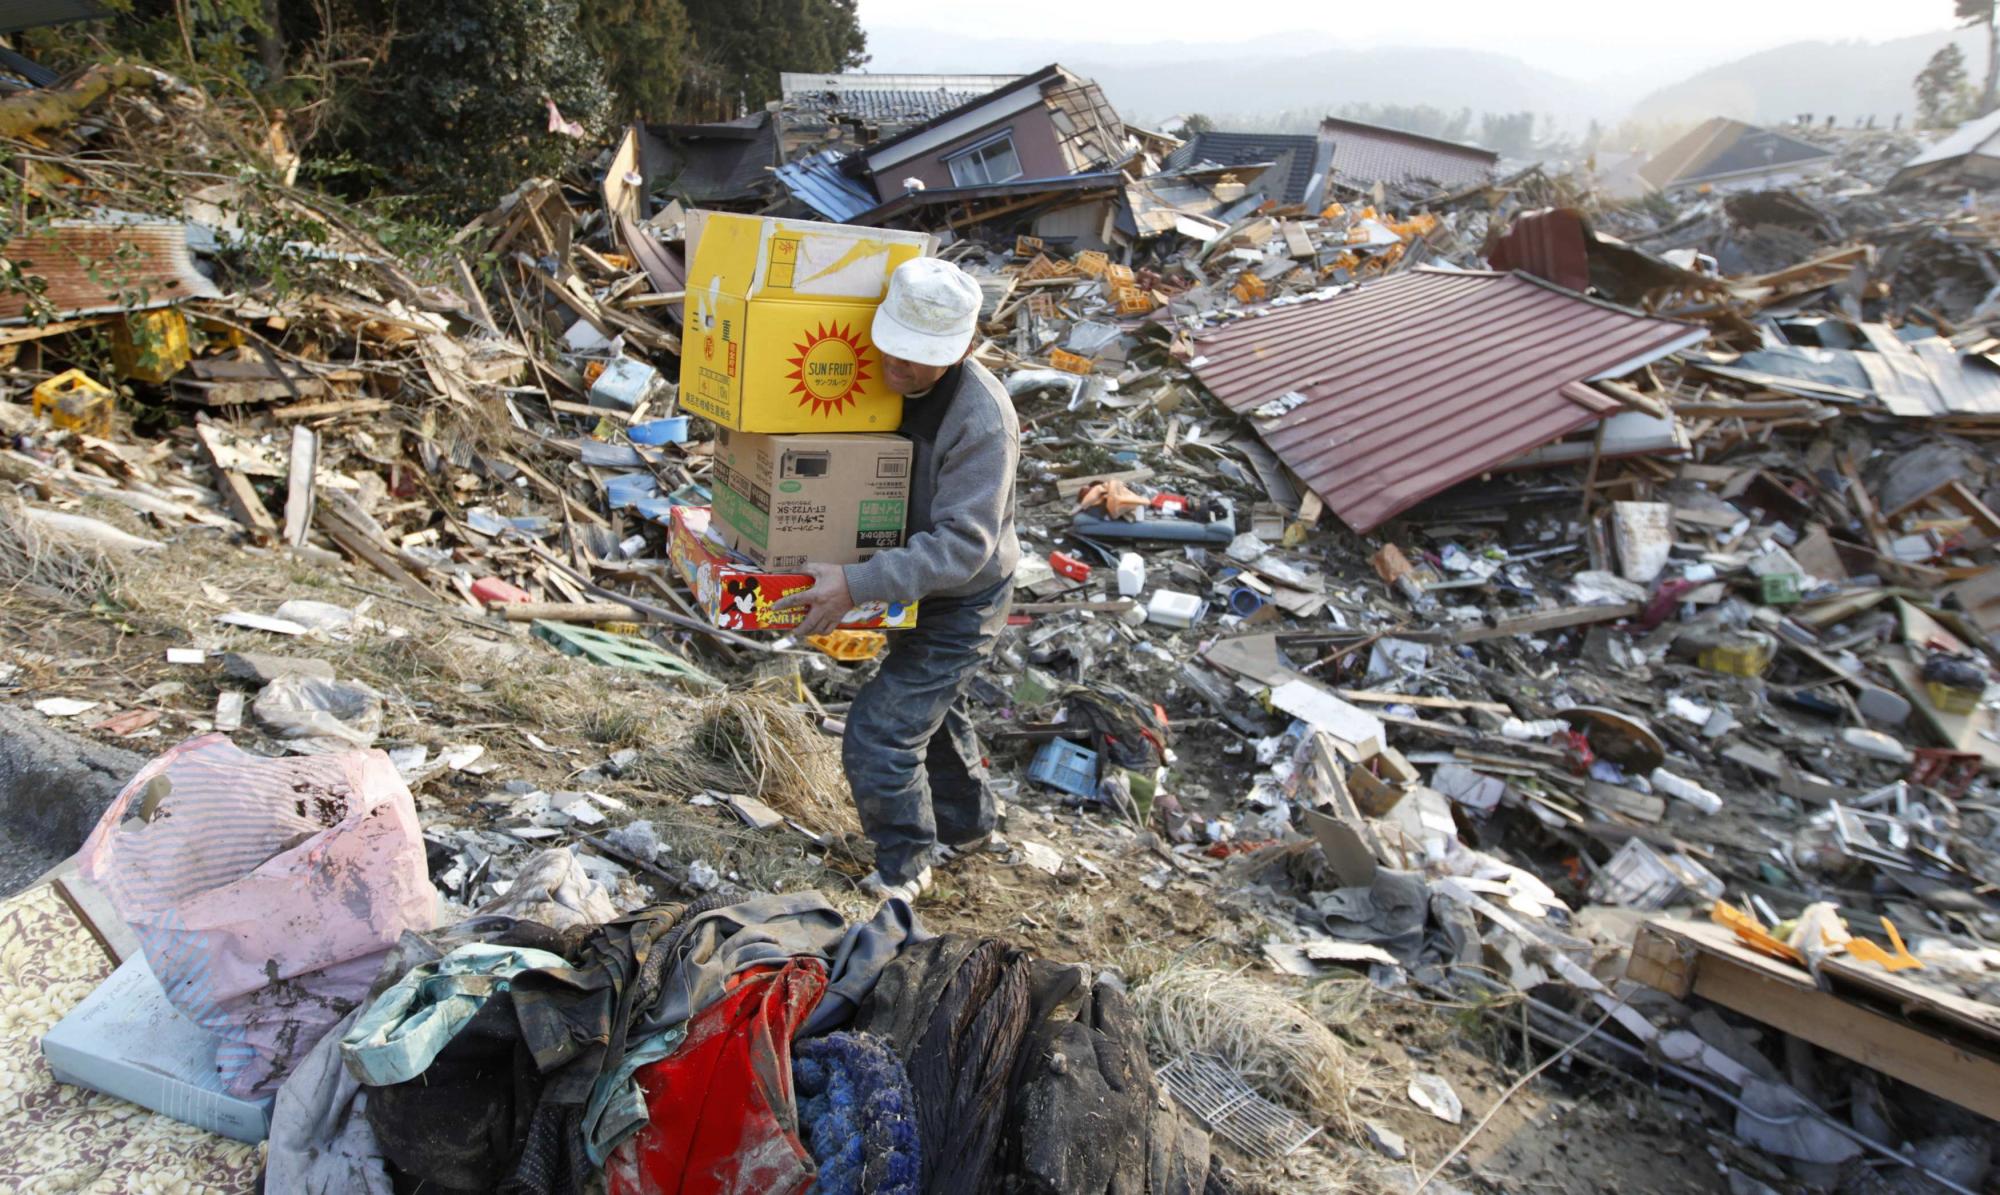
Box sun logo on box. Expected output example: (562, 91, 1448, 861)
(785, 322, 873, 416)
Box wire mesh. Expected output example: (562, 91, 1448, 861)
(1156, 1052, 1321, 1159)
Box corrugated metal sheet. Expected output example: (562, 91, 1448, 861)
(1191, 269, 1707, 533)
(0, 220, 220, 324)
(1856, 324, 2000, 417)
(1165, 132, 1321, 206)
(1486, 208, 1590, 293)
(1319, 118, 1496, 194)
(773, 150, 878, 222)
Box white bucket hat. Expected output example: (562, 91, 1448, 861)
(872, 257, 982, 367)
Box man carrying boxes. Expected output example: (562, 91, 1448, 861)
(775, 258, 1019, 903)
(675, 209, 1018, 903)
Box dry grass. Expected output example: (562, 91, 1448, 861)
(630, 682, 857, 835)
(0, 498, 122, 605)
(1131, 965, 1365, 1136)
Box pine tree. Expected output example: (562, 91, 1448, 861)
(1916, 43, 1973, 127)
(577, 0, 692, 121)
(678, 0, 867, 117)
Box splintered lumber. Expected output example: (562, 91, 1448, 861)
(498, 601, 634, 623)
(1452, 602, 1641, 643)
(194, 423, 278, 541)
(1013, 599, 1136, 614)
(1054, 467, 1153, 499)
(282, 426, 318, 548)
(314, 502, 440, 605)
(1628, 917, 2000, 1121)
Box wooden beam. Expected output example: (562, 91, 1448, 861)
(194, 423, 278, 542)
(498, 601, 633, 622)
(1054, 467, 1154, 500)
(1452, 602, 1641, 643)
(314, 503, 440, 605)
(1628, 918, 2000, 1122)
(1013, 598, 1136, 614)
(282, 426, 318, 548)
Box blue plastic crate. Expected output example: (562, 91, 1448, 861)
(1029, 738, 1099, 798)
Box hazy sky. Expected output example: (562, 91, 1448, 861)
(856, 0, 1958, 83)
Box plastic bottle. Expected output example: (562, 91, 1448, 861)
(1649, 767, 1723, 814)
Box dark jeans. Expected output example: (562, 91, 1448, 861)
(842, 575, 1013, 884)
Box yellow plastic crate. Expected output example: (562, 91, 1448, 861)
(1104, 263, 1135, 287)
(807, 629, 886, 661)
(111, 308, 191, 384)
(1700, 642, 1772, 678)
(1927, 681, 1981, 715)
(31, 369, 115, 438)
(1048, 348, 1094, 375)
(1073, 250, 1109, 277)
(1231, 273, 1267, 303)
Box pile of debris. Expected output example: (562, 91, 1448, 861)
(6, 56, 2000, 1195)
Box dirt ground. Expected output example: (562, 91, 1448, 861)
(0, 497, 1778, 1193)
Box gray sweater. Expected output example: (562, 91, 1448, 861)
(843, 358, 1019, 604)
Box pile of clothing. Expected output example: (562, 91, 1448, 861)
(266, 880, 1212, 1195)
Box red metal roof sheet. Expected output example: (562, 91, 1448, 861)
(1486, 208, 1590, 293)
(0, 220, 219, 324)
(1191, 269, 1705, 533)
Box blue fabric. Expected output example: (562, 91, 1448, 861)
(842, 576, 1012, 884)
(340, 943, 567, 1086)
(580, 1024, 686, 1166)
(794, 1033, 921, 1195)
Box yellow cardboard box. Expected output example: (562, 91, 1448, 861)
(679, 212, 934, 433)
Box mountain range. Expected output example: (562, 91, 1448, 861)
(860, 23, 1989, 138)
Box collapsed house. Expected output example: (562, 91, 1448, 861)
(1638, 115, 1838, 194)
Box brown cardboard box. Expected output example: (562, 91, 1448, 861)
(712, 430, 912, 569)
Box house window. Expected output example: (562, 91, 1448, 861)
(947, 133, 1023, 186)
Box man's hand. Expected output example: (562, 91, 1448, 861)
(773, 562, 853, 638)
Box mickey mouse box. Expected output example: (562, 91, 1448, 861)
(669, 505, 918, 632)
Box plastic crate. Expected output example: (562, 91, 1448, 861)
(1029, 738, 1099, 798)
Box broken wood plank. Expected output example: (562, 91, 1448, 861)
(1452, 602, 1641, 643)
(1333, 689, 1510, 714)
(1628, 917, 2000, 1121)
(282, 426, 318, 549)
(1280, 221, 1314, 259)
(270, 398, 393, 422)
(173, 377, 330, 405)
(194, 423, 278, 541)
(1013, 599, 1136, 614)
(314, 503, 440, 605)
(1054, 467, 1154, 500)
(498, 601, 634, 622)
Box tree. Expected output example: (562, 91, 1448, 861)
(679, 0, 866, 118)
(1180, 113, 1216, 136)
(333, 0, 613, 216)
(577, 0, 691, 121)
(1917, 43, 1974, 126)
(1478, 111, 1537, 158)
(1960, 0, 1999, 116)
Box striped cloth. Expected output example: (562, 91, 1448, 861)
(76, 734, 436, 1097)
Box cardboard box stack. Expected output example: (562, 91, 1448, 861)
(674, 212, 936, 631)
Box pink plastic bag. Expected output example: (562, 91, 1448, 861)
(76, 734, 437, 1096)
